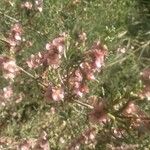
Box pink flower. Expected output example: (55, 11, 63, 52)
(0, 85, 14, 105)
(46, 36, 65, 54)
(46, 50, 61, 69)
(52, 36, 65, 53)
(3, 60, 19, 79)
(26, 55, 37, 69)
(14, 32, 22, 41)
(10, 23, 22, 42)
(26, 52, 46, 69)
(6, 23, 23, 52)
(27, 35, 65, 69)
(80, 62, 95, 80)
(89, 41, 107, 70)
(74, 69, 83, 82)
(45, 85, 64, 102)
(122, 101, 137, 115)
(89, 101, 108, 124)
(3, 86, 13, 99)
(69, 69, 83, 85)
(51, 87, 64, 101)
(0, 56, 19, 80)
(91, 50, 105, 69)
(45, 42, 58, 52)
(11, 23, 22, 35)
(69, 69, 89, 97)
(68, 41, 107, 97)
(74, 83, 89, 97)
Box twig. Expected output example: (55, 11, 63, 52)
(0, 11, 19, 22)
(74, 100, 94, 109)
(105, 57, 127, 68)
(17, 66, 96, 110)
(116, 115, 150, 121)
(17, 65, 47, 88)
(17, 66, 37, 79)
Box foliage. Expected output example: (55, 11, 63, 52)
(0, 0, 150, 149)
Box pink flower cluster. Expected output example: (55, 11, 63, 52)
(122, 101, 137, 116)
(69, 41, 107, 97)
(0, 85, 13, 106)
(7, 23, 23, 52)
(89, 100, 108, 124)
(45, 85, 64, 102)
(69, 68, 89, 97)
(27, 35, 65, 69)
(0, 56, 19, 80)
(3, 86, 13, 100)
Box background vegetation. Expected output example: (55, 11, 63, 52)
(0, 0, 150, 149)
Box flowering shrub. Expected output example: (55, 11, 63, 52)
(0, 0, 150, 149)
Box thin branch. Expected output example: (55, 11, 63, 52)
(0, 11, 19, 22)
(74, 100, 94, 109)
(105, 57, 127, 68)
(115, 114, 150, 121)
(17, 66, 37, 79)
(17, 66, 95, 109)
(17, 65, 47, 88)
